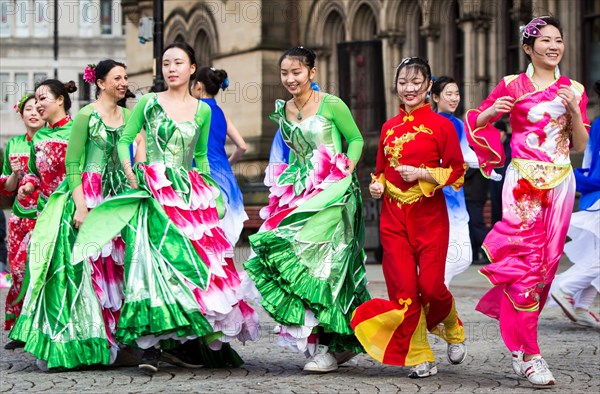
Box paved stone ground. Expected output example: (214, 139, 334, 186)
(1, 255, 599, 393)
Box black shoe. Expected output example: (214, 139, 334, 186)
(161, 345, 204, 368)
(472, 257, 489, 265)
(139, 348, 161, 374)
(4, 340, 25, 350)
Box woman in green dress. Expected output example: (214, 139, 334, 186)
(244, 46, 371, 373)
(9, 62, 131, 370)
(76, 42, 259, 374)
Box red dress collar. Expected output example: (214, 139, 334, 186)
(50, 115, 71, 129)
(399, 102, 431, 122)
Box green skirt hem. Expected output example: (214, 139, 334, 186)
(9, 316, 111, 369)
(245, 231, 369, 336)
(116, 298, 214, 347)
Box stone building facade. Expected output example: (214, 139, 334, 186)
(0, 0, 126, 145)
(120, 0, 598, 250)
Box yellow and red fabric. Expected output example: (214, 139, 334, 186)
(352, 103, 466, 366)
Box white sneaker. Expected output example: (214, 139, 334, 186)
(551, 288, 577, 322)
(574, 310, 600, 329)
(511, 351, 525, 377)
(522, 356, 556, 388)
(447, 342, 467, 364)
(408, 361, 438, 378)
(303, 345, 338, 373)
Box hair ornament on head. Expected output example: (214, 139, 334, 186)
(14, 93, 35, 114)
(221, 77, 229, 91)
(520, 17, 548, 44)
(83, 64, 97, 84)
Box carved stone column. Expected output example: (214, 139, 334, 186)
(420, 25, 440, 71)
(383, 30, 406, 118)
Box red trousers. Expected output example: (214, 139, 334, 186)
(352, 193, 464, 366)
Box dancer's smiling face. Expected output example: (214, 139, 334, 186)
(396, 67, 432, 112)
(280, 57, 315, 97)
(523, 25, 564, 70)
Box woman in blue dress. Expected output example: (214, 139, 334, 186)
(431, 76, 473, 285)
(192, 67, 248, 245)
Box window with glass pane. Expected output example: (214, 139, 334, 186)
(34, 0, 48, 37)
(78, 74, 91, 103)
(15, 0, 29, 37)
(584, 0, 600, 89)
(0, 0, 11, 37)
(0, 73, 10, 111)
(15, 73, 29, 99)
(101, 0, 112, 35)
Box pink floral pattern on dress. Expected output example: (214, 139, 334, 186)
(81, 171, 103, 208)
(140, 161, 259, 344)
(141, 162, 231, 276)
(260, 145, 350, 231)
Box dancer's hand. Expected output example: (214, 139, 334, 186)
(129, 179, 139, 190)
(396, 165, 420, 182)
(17, 183, 35, 200)
(490, 96, 514, 116)
(73, 206, 88, 229)
(347, 159, 356, 173)
(557, 85, 581, 115)
(369, 181, 384, 199)
(10, 158, 23, 175)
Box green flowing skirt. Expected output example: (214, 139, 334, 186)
(9, 182, 112, 369)
(244, 175, 370, 353)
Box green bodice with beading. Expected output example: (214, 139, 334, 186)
(84, 110, 130, 196)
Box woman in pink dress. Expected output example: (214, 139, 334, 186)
(465, 16, 590, 388)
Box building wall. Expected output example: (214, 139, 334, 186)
(118, 0, 599, 194)
(0, 0, 125, 146)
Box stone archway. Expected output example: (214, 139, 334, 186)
(350, 2, 378, 41)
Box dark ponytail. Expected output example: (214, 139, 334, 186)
(195, 67, 229, 96)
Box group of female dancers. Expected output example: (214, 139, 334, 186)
(1, 15, 595, 389)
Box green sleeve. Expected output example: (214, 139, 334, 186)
(193, 101, 212, 174)
(323, 95, 364, 163)
(65, 105, 93, 191)
(118, 94, 151, 164)
(1, 138, 13, 177)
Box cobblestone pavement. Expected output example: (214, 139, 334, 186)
(1, 257, 599, 393)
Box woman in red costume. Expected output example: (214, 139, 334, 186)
(351, 57, 467, 378)
(0, 94, 44, 346)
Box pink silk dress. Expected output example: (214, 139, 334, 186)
(465, 65, 590, 354)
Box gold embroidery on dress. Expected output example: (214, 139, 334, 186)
(553, 113, 572, 158)
(512, 158, 571, 189)
(385, 124, 434, 168)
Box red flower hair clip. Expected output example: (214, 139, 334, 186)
(83, 64, 97, 84)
